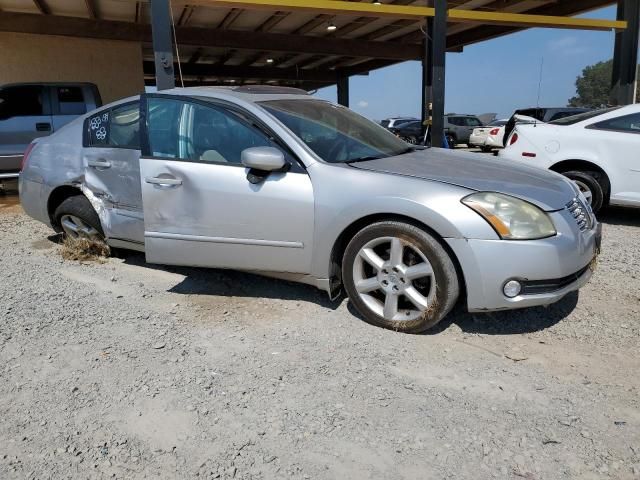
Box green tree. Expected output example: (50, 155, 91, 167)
(568, 59, 639, 107)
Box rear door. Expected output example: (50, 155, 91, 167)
(586, 112, 640, 206)
(83, 101, 144, 243)
(0, 85, 53, 171)
(139, 94, 315, 273)
(51, 85, 91, 131)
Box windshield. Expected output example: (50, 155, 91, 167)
(549, 107, 620, 126)
(260, 99, 412, 163)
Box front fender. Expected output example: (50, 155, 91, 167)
(308, 163, 498, 279)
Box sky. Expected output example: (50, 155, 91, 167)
(315, 6, 633, 121)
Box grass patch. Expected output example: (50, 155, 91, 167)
(61, 236, 110, 262)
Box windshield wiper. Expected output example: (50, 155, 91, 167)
(345, 155, 386, 163)
(346, 148, 416, 164)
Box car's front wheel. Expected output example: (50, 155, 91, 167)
(561, 170, 604, 213)
(342, 221, 459, 333)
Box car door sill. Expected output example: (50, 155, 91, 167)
(107, 237, 145, 252)
(146, 231, 304, 249)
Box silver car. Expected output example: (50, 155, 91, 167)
(19, 86, 601, 333)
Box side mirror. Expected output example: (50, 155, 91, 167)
(241, 147, 286, 172)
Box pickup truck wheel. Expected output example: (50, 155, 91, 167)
(342, 221, 459, 334)
(54, 195, 105, 241)
(561, 171, 604, 213)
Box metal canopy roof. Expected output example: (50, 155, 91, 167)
(0, 0, 622, 90)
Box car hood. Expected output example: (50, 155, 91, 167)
(349, 148, 575, 211)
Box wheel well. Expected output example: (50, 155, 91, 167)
(549, 160, 611, 200)
(47, 185, 83, 228)
(328, 213, 466, 300)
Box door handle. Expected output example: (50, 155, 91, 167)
(145, 176, 183, 187)
(88, 159, 112, 169)
(36, 122, 51, 132)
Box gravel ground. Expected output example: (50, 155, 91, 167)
(1, 188, 639, 480)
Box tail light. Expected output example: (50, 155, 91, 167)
(489, 128, 500, 136)
(509, 133, 519, 145)
(20, 142, 37, 172)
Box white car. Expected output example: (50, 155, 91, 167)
(484, 120, 511, 149)
(499, 104, 640, 212)
(469, 119, 508, 151)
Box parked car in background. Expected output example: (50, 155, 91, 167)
(388, 120, 422, 144)
(20, 86, 600, 334)
(500, 104, 640, 213)
(380, 117, 419, 130)
(0, 82, 101, 180)
(444, 114, 484, 147)
(502, 107, 589, 147)
(469, 119, 508, 151)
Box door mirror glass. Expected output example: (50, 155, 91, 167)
(241, 147, 286, 171)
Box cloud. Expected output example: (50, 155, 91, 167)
(547, 36, 588, 56)
(357, 100, 369, 108)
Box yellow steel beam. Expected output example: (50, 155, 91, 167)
(187, 0, 435, 19)
(183, 0, 627, 31)
(448, 9, 628, 31)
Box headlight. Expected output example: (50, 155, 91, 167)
(462, 192, 556, 240)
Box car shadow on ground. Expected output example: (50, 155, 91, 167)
(117, 249, 578, 334)
(598, 206, 640, 227)
(118, 250, 339, 310)
(346, 292, 579, 335)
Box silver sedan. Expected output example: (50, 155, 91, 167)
(20, 86, 601, 333)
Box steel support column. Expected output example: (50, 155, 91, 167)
(611, 0, 639, 105)
(421, 16, 433, 140)
(337, 75, 350, 107)
(150, 0, 176, 90)
(431, 0, 447, 148)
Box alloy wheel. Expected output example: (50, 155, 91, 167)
(573, 179, 594, 206)
(352, 236, 436, 322)
(60, 214, 101, 240)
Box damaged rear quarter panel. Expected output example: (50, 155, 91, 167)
(26, 117, 117, 236)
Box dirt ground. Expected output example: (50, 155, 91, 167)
(1, 186, 639, 479)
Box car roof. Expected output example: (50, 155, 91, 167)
(159, 85, 314, 103)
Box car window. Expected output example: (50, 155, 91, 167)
(447, 117, 462, 126)
(260, 99, 411, 163)
(56, 87, 86, 115)
(465, 117, 482, 127)
(589, 112, 640, 133)
(146, 97, 284, 164)
(548, 111, 579, 122)
(550, 107, 620, 126)
(86, 101, 140, 149)
(0, 85, 47, 120)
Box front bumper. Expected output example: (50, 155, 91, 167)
(446, 210, 600, 312)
